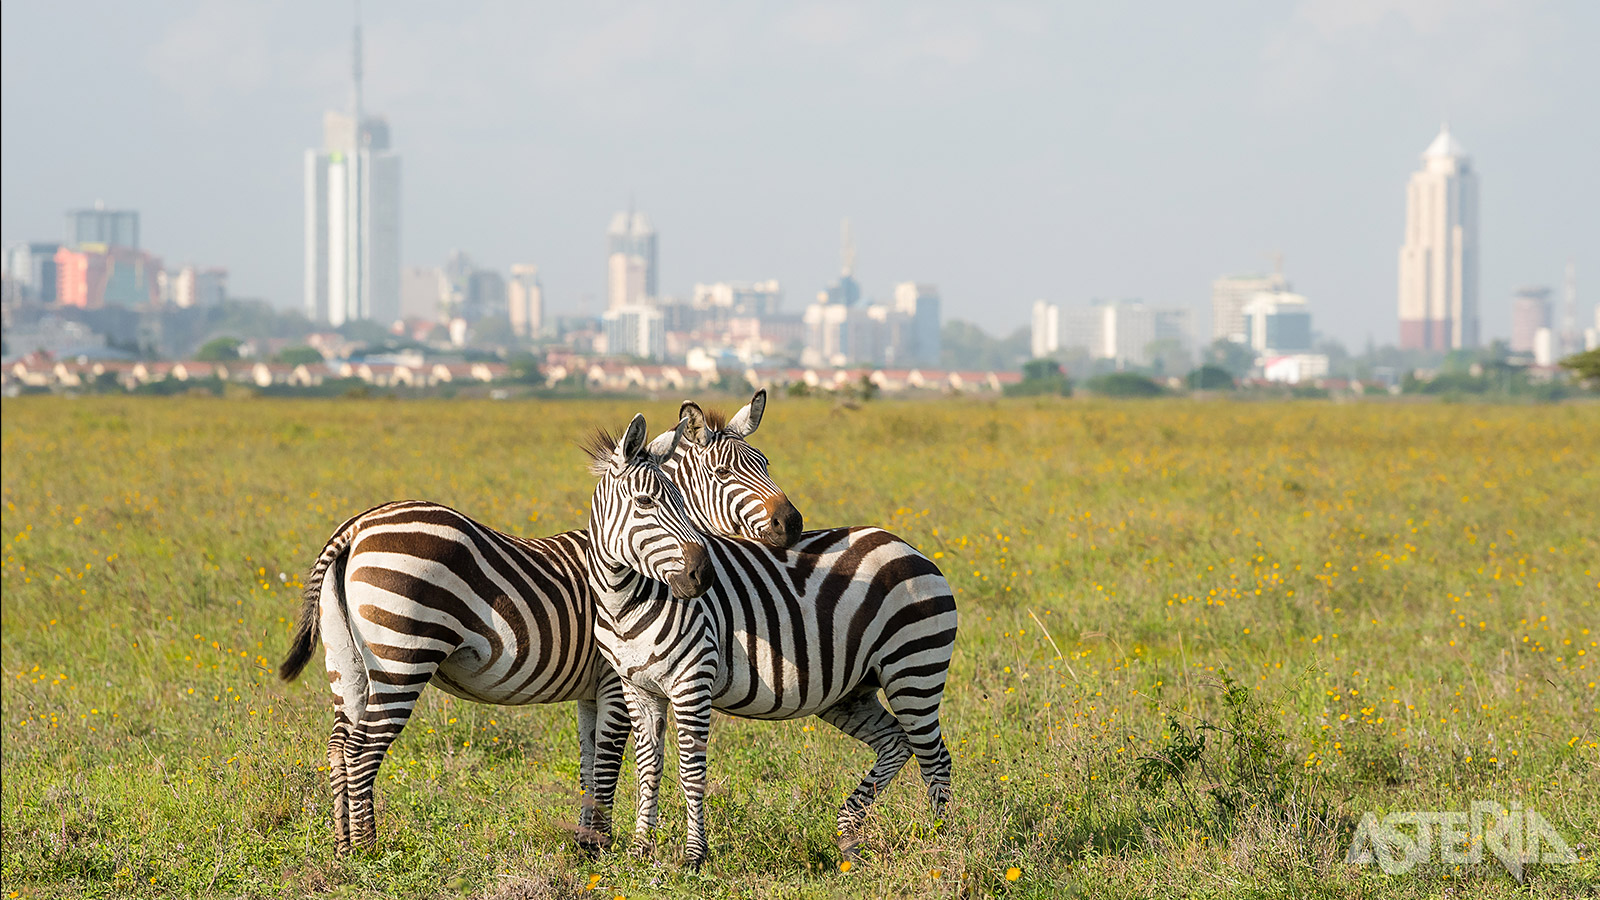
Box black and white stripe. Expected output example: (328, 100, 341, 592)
(277, 500, 628, 853)
(276, 408, 762, 855)
(585, 424, 958, 867)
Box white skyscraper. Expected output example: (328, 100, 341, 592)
(508, 264, 544, 339)
(606, 210, 657, 310)
(1031, 300, 1059, 358)
(305, 19, 401, 327)
(1398, 124, 1478, 350)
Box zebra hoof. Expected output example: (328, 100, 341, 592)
(629, 840, 656, 861)
(575, 826, 612, 855)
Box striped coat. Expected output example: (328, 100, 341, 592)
(584, 440, 958, 867)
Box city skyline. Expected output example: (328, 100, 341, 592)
(2, 2, 1598, 347)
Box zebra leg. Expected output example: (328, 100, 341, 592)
(345, 665, 435, 850)
(575, 697, 603, 850)
(815, 689, 915, 858)
(667, 687, 714, 870)
(621, 682, 668, 859)
(321, 585, 368, 856)
(882, 669, 954, 816)
(588, 669, 631, 851)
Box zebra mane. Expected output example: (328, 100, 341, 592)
(581, 427, 620, 475)
(702, 408, 729, 433)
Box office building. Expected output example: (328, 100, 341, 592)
(1031, 300, 1059, 358)
(1398, 124, 1479, 350)
(1510, 287, 1552, 354)
(1, 243, 63, 303)
(606, 210, 657, 309)
(1212, 272, 1287, 344)
(304, 20, 401, 326)
(399, 266, 445, 321)
(163, 266, 228, 308)
(603, 304, 665, 360)
(1241, 291, 1313, 355)
(508, 264, 544, 339)
(54, 245, 162, 308)
(66, 206, 139, 250)
(892, 282, 941, 367)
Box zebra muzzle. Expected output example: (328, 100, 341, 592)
(760, 495, 804, 550)
(667, 541, 713, 598)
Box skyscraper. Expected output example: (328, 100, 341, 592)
(509, 264, 544, 339)
(1510, 287, 1552, 354)
(305, 17, 401, 327)
(892, 282, 942, 366)
(66, 205, 139, 250)
(1398, 125, 1478, 350)
(1211, 271, 1286, 344)
(606, 210, 657, 309)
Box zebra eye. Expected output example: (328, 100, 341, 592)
(714, 466, 733, 477)
(634, 494, 656, 508)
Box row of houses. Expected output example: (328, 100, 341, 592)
(4, 355, 1024, 395)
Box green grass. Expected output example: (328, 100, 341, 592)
(2, 395, 1597, 899)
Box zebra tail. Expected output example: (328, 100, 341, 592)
(278, 517, 359, 682)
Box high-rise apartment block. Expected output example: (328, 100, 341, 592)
(1398, 125, 1478, 350)
(53, 244, 161, 308)
(1031, 299, 1190, 368)
(162, 266, 228, 308)
(603, 305, 666, 360)
(304, 23, 401, 327)
(1, 242, 64, 303)
(66, 206, 139, 250)
(1510, 287, 1552, 354)
(1241, 292, 1312, 355)
(1211, 272, 1286, 344)
(508, 264, 544, 339)
(891, 282, 942, 367)
(606, 211, 657, 309)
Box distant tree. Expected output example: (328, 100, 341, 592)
(940, 320, 1031, 370)
(205, 298, 315, 341)
(338, 319, 395, 345)
(1560, 348, 1600, 386)
(1204, 339, 1256, 378)
(711, 372, 755, 396)
(195, 337, 242, 362)
(1186, 364, 1235, 390)
(1085, 372, 1164, 397)
(1143, 337, 1190, 377)
(786, 381, 812, 398)
(275, 345, 324, 366)
(469, 315, 516, 347)
(505, 351, 542, 384)
(1006, 358, 1073, 397)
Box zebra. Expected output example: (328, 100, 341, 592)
(663, 390, 802, 548)
(583, 419, 958, 868)
(275, 395, 793, 854)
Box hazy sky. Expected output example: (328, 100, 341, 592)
(3, 1, 1597, 346)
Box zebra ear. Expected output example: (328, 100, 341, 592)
(647, 416, 689, 466)
(678, 401, 708, 446)
(618, 413, 649, 463)
(647, 420, 685, 459)
(725, 389, 766, 438)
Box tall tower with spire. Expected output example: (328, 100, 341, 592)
(305, 4, 401, 327)
(1397, 124, 1478, 350)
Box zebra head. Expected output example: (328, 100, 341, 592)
(660, 389, 804, 550)
(584, 413, 714, 600)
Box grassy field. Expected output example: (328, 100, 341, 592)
(1, 395, 1596, 899)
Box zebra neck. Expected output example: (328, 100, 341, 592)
(581, 523, 662, 622)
